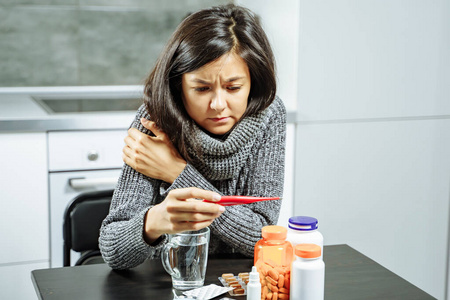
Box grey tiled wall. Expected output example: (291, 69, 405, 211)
(0, 0, 231, 87)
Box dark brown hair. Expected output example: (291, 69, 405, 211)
(143, 4, 276, 160)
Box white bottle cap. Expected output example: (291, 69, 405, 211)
(249, 266, 260, 281)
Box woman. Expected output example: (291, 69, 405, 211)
(99, 4, 286, 270)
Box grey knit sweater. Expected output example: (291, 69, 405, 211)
(99, 96, 286, 270)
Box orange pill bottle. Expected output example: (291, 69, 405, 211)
(254, 225, 294, 300)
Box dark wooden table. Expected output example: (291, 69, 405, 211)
(31, 244, 435, 300)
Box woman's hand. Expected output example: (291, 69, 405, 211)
(123, 118, 187, 183)
(143, 187, 225, 244)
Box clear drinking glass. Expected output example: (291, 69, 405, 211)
(161, 227, 210, 290)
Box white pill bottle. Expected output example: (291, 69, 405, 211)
(290, 244, 325, 300)
(286, 216, 323, 259)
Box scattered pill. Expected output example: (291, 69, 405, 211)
(225, 277, 238, 283)
(222, 273, 234, 279)
(230, 283, 241, 288)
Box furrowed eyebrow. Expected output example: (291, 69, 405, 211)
(189, 76, 245, 84)
(190, 78, 211, 84)
(225, 76, 245, 83)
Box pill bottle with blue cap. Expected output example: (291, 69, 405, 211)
(286, 216, 323, 259)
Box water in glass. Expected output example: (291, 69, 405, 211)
(170, 233, 208, 290)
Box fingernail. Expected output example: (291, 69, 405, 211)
(141, 118, 148, 123)
(212, 193, 221, 201)
(219, 206, 225, 212)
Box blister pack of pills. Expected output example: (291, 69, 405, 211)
(182, 284, 233, 300)
(218, 272, 250, 296)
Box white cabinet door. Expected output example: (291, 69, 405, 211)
(0, 262, 49, 300)
(48, 130, 126, 172)
(0, 133, 49, 264)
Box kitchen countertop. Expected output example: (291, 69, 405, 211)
(0, 86, 297, 132)
(0, 86, 141, 132)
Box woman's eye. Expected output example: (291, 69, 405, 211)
(195, 87, 210, 92)
(227, 86, 241, 91)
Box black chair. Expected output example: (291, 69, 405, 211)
(63, 189, 114, 267)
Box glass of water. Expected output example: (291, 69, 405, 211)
(161, 227, 210, 290)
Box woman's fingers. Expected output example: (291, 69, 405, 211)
(127, 127, 150, 143)
(123, 130, 150, 164)
(167, 189, 224, 216)
(168, 198, 224, 214)
(164, 188, 225, 225)
(127, 119, 170, 148)
(122, 145, 139, 169)
(144, 188, 224, 240)
(140, 118, 165, 138)
(171, 219, 215, 232)
(169, 211, 221, 223)
(124, 134, 134, 149)
(169, 187, 221, 203)
(140, 118, 154, 130)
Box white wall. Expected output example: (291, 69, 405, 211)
(296, 119, 449, 299)
(294, 1, 449, 299)
(238, 0, 450, 299)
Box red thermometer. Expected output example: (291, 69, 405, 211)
(203, 196, 280, 206)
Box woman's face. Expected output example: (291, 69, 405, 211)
(181, 52, 251, 136)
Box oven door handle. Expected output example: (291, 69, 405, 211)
(69, 177, 119, 189)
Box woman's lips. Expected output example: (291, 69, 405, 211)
(210, 117, 229, 123)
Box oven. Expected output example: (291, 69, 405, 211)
(48, 129, 126, 267)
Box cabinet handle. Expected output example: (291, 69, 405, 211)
(69, 177, 118, 189)
(87, 150, 99, 161)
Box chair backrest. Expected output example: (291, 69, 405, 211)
(63, 189, 113, 266)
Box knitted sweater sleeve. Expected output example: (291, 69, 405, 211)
(162, 98, 287, 257)
(99, 105, 168, 270)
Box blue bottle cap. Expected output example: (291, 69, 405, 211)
(288, 216, 318, 231)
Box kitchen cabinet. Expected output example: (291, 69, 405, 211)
(0, 132, 49, 299)
(47, 129, 126, 267)
(0, 262, 49, 300)
(47, 130, 126, 172)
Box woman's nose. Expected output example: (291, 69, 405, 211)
(210, 92, 226, 112)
